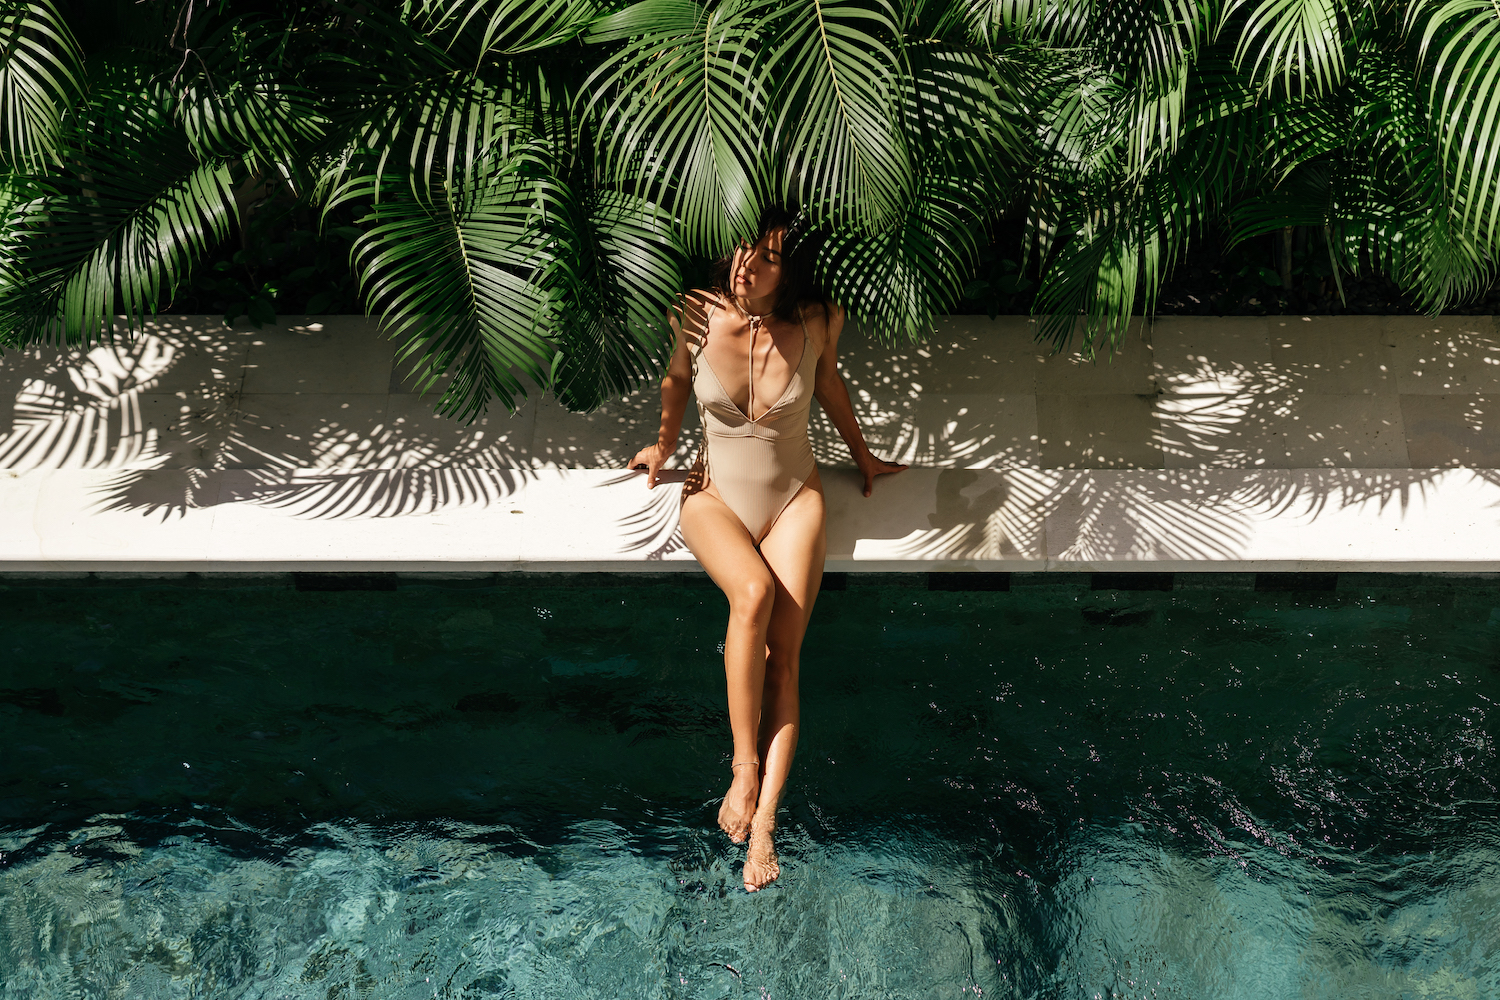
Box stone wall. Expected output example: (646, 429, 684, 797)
(0, 314, 1497, 572)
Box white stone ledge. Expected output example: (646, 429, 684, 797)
(3, 467, 1500, 574)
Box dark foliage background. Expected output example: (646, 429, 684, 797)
(1, 0, 1497, 421)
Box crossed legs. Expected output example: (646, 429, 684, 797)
(680, 476, 826, 891)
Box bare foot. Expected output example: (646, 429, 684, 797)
(717, 766, 759, 843)
(743, 818, 779, 892)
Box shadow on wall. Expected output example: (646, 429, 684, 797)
(3, 315, 1500, 563)
(0, 320, 534, 519)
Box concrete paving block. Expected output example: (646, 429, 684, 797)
(824, 467, 1045, 565)
(518, 470, 693, 563)
(129, 318, 258, 393)
(135, 391, 239, 469)
(202, 468, 531, 562)
(812, 391, 1039, 469)
(33, 469, 216, 560)
(1280, 394, 1410, 468)
(0, 470, 43, 558)
(383, 393, 537, 469)
(1401, 394, 1500, 467)
(230, 393, 392, 470)
(530, 390, 702, 471)
(1157, 392, 1293, 468)
(843, 316, 1045, 394)
(240, 316, 394, 394)
(1150, 316, 1273, 394)
(1034, 318, 1154, 394)
(1381, 315, 1500, 393)
(1036, 393, 1164, 469)
(1041, 470, 1259, 565)
(1268, 315, 1395, 393)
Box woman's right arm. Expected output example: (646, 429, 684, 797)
(628, 298, 699, 488)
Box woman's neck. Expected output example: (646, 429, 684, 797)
(733, 292, 777, 318)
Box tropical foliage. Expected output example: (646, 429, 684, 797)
(0, 0, 1498, 418)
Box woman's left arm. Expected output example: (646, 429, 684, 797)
(812, 304, 908, 497)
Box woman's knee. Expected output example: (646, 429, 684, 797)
(729, 574, 775, 625)
(764, 647, 800, 688)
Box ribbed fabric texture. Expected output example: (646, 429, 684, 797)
(689, 307, 818, 541)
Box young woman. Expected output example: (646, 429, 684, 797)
(629, 208, 906, 891)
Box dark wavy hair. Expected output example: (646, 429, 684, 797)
(708, 205, 826, 322)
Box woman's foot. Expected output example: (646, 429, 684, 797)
(717, 765, 759, 843)
(743, 817, 780, 891)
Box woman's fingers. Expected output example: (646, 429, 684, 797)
(862, 461, 907, 497)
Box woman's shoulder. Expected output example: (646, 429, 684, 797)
(676, 290, 728, 324)
(795, 298, 841, 346)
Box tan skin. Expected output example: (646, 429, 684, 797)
(629, 228, 906, 892)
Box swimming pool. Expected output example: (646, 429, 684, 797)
(2, 573, 1497, 998)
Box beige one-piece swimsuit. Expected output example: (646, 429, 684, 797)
(687, 301, 818, 542)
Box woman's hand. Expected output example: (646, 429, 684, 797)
(628, 441, 673, 489)
(856, 450, 907, 497)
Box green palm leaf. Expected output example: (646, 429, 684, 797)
(766, 0, 913, 231)
(817, 175, 983, 340)
(1411, 0, 1500, 247)
(585, 0, 770, 255)
(345, 155, 557, 420)
(0, 80, 236, 346)
(544, 190, 688, 410)
(414, 0, 598, 60)
(1231, 0, 1354, 97)
(0, 0, 83, 172)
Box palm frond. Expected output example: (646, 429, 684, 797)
(0, 81, 236, 346)
(585, 0, 770, 254)
(414, 0, 598, 60)
(1231, 0, 1354, 97)
(0, 0, 84, 172)
(1411, 0, 1500, 247)
(543, 190, 688, 410)
(345, 154, 558, 421)
(766, 0, 913, 231)
(817, 176, 983, 341)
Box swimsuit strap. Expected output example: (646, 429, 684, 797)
(691, 298, 716, 379)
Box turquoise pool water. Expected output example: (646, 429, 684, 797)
(1, 574, 1497, 999)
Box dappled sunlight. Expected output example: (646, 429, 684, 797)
(0, 320, 537, 519)
(3, 315, 1500, 564)
(0, 339, 180, 470)
(601, 470, 690, 560)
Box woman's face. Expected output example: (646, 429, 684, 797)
(731, 228, 785, 302)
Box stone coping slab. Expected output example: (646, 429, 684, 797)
(2, 466, 1498, 574)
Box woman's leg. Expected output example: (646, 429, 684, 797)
(742, 479, 827, 890)
(679, 488, 775, 843)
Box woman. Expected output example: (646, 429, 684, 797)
(629, 208, 906, 892)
